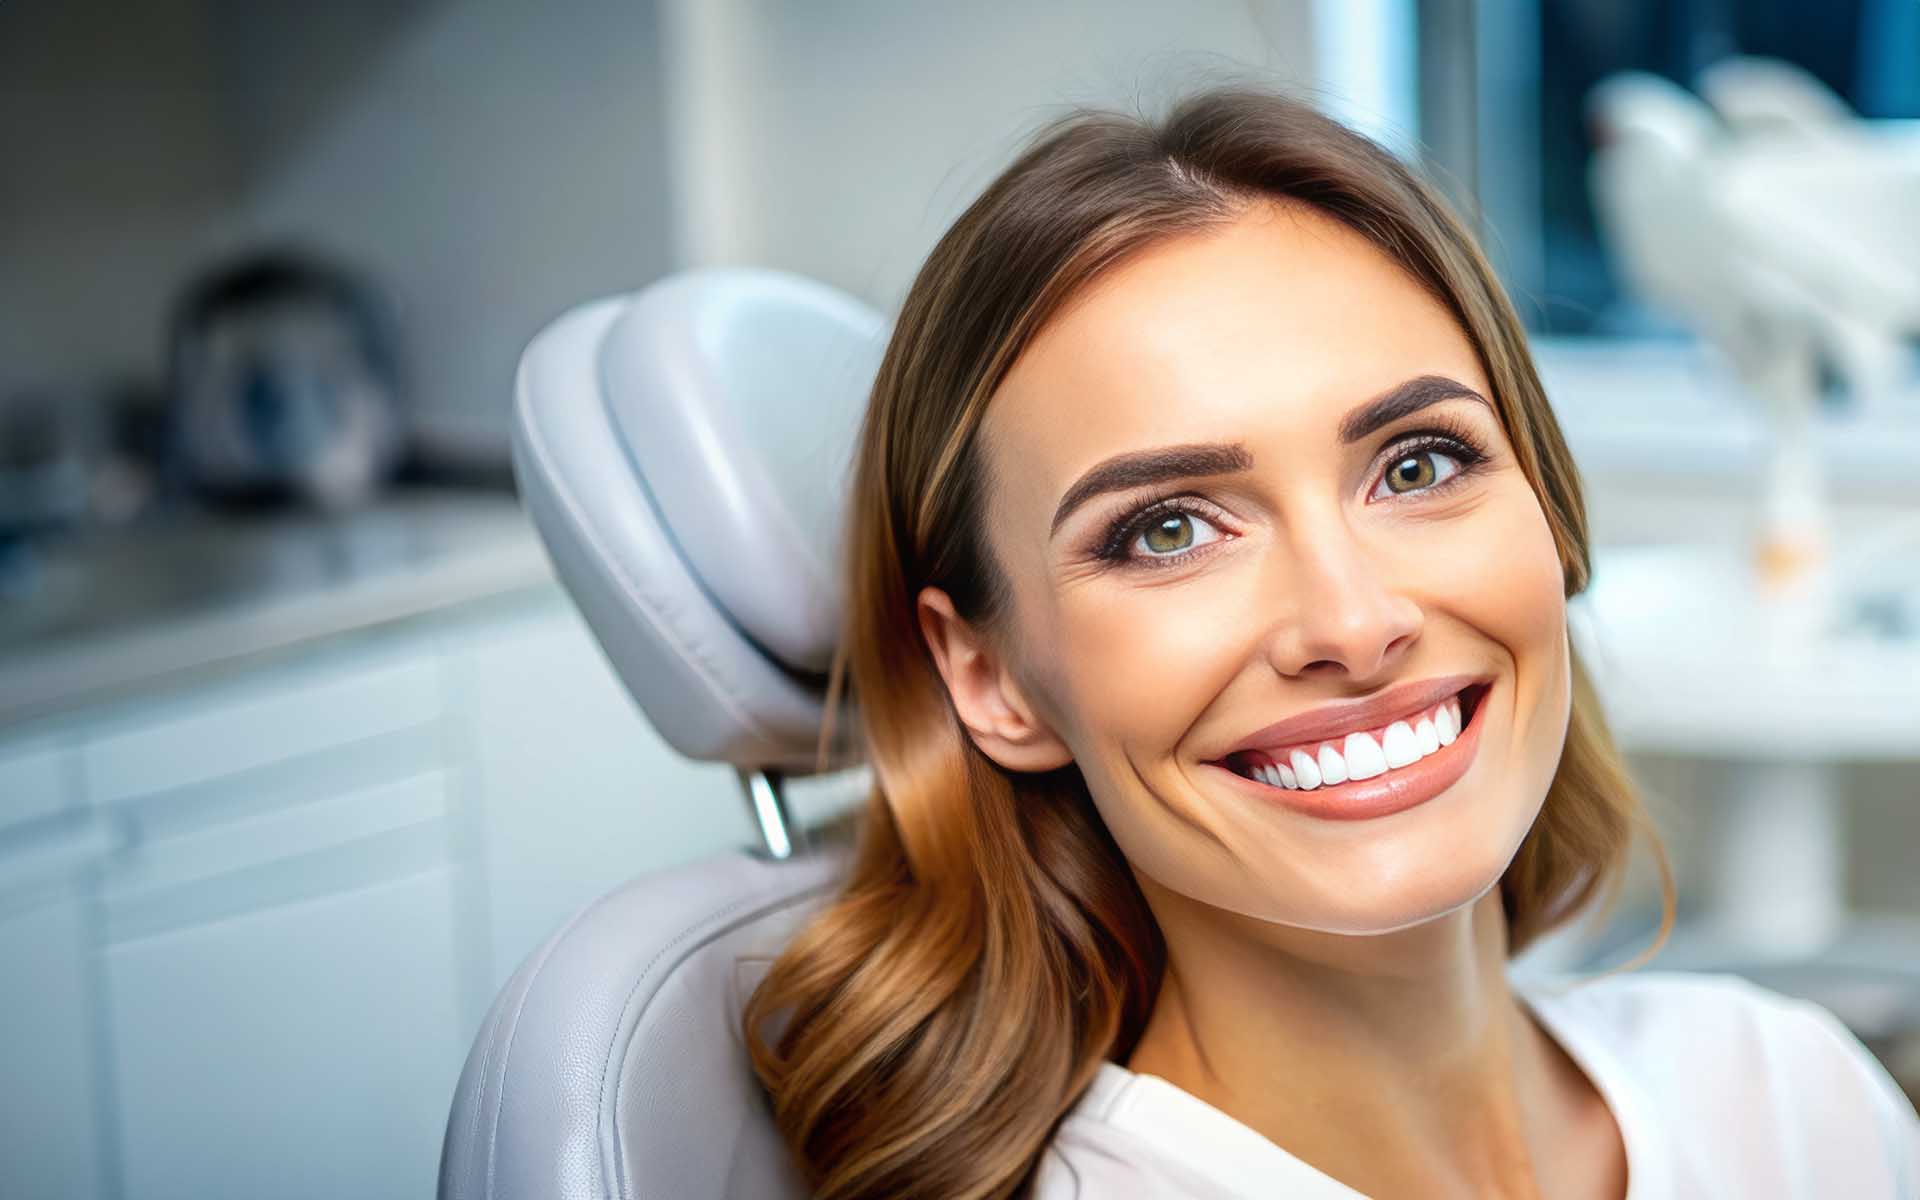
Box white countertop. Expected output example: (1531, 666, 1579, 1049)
(1534, 335, 1920, 486)
(0, 489, 555, 727)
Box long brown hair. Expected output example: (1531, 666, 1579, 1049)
(743, 83, 1675, 1200)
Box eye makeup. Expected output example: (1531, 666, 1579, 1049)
(1086, 412, 1495, 571)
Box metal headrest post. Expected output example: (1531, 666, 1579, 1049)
(738, 766, 801, 860)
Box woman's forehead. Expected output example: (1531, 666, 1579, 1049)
(981, 204, 1487, 516)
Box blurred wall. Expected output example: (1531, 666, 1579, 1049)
(209, 0, 676, 463)
(0, 0, 676, 465)
(0, 0, 233, 398)
(663, 0, 1318, 311)
(0, 0, 1323, 463)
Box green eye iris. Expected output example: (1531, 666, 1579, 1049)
(1142, 513, 1194, 554)
(1112, 503, 1226, 567)
(1384, 452, 1438, 494)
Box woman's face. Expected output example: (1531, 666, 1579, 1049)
(939, 198, 1572, 936)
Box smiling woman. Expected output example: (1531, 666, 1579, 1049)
(740, 85, 1920, 1200)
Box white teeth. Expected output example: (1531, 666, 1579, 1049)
(1381, 721, 1420, 769)
(1317, 743, 1348, 785)
(1342, 731, 1389, 780)
(1237, 687, 1478, 791)
(1414, 717, 1440, 755)
(1289, 749, 1322, 790)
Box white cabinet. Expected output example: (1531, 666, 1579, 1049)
(0, 891, 106, 1200)
(103, 864, 468, 1200)
(66, 631, 485, 1200)
(438, 588, 754, 992)
(0, 733, 113, 1200)
(0, 580, 763, 1200)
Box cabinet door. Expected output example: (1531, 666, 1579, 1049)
(0, 733, 111, 1200)
(101, 773, 469, 1200)
(80, 632, 480, 1200)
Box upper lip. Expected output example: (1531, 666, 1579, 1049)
(1211, 673, 1493, 760)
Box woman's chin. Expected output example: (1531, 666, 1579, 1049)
(1257, 782, 1545, 936)
(1219, 847, 1515, 937)
(1119, 769, 1542, 938)
(1307, 881, 1504, 937)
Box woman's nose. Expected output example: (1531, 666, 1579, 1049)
(1259, 513, 1423, 680)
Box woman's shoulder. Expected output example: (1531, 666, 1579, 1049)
(1024, 1060, 1360, 1199)
(1521, 967, 1920, 1190)
(1520, 966, 1893, 1090)
(1024, 1063, 1262, 1200)
(1026, 1119, 1245, 1200)
(1028, 1056, 1410, 1199)
(1522, 966, 1893, 1066)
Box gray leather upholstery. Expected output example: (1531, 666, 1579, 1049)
(441, 267, 888, 1198)
(439, 847, 847, 1200)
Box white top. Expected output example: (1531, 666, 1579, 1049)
(1031, 969, 1920, 1198)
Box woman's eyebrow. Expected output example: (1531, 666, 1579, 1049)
(1048, 374, 1491, 537)
(1338, 374, 1490, 443)
(1050, 443, 1251, 537)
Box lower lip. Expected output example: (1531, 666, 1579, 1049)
(1209, 681, 1491, 822)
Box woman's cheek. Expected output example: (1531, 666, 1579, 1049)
(1478, 482, 1575, 762)
(1055, 578, 1252, 752)
(1420, 479, 1566, 661)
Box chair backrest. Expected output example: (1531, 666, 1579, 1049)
(439, 268, 888, 1198)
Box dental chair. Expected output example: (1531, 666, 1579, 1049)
(437, 267, 889, 1199)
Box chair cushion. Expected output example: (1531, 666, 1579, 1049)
(440, 847, 849, 1199)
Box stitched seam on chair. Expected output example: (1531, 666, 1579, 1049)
(456, 971, 509, 1197)
(521, 358, 779, 747)
(479, 886, 627, 1199)
(601, 887, 793, 1198)
(601, 876, 843, 1200)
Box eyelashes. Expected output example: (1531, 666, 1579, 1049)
(1090, 417, 1494, 570)
(1092, 497, 1232, 568)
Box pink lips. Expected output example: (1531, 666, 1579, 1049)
(1210, 677, 1493, 821)
(1212, 672, 1493, 760)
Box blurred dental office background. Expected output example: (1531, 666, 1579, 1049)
(2, 1, 1916, 1196)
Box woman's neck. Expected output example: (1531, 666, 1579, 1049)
(1123, 883, 1580, 1199)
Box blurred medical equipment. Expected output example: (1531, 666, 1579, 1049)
(1587, 60, 1920, 611)
(0, 387, 102, 602)
(1578, 61, 1920, 1057)
(1696, 55, 1857, 136)
(167, 250, 409, 511)
(439, 268, 884, 1200)
(0, 387, 99, 540)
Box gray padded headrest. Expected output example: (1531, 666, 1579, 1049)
(511, 268, 886, 772)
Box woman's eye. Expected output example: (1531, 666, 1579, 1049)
(1372, 446, 1465, 500)
(1130, 508, 1224, 561)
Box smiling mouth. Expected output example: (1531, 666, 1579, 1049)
(1216, 680, 1490, 790)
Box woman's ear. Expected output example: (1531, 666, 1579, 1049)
(916, 585, 1075, 773)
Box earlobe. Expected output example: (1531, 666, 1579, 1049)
(915, 585, 1076, 773)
